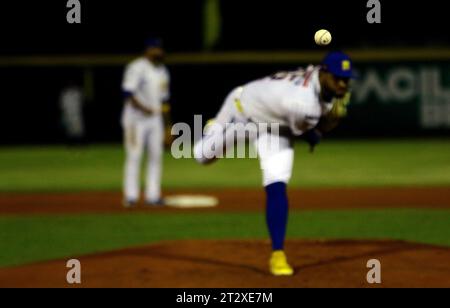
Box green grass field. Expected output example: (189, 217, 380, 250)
(0, 139, 449, 267)
(1, 210, 450, 267)
(1, 139, 449, 192)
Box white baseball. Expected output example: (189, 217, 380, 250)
(314, 29, 332, 46)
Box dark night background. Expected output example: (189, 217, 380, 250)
(0, 0, 448, 143)
(0, 0, 447, 54)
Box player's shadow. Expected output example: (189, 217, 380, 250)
(130, 241, 421, 276)
(294, 243, 417, 272)
(137, 251, 269, 275)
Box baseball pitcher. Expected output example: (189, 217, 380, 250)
(121, 38, 170, 207)
(194, 51, 354, 276)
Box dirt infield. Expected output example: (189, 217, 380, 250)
(1, 239, 449, 288)
(0, 187, 449, 288)
(0, 186, 449, 215)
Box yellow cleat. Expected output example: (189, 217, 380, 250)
(270, 251, 294, 276)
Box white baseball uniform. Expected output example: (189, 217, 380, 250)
(194, 65, 333, 186)
(122, 57, 170, 202)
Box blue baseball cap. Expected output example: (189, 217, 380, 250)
(321, 51, 356, 78)
(145, 38, 163, 49)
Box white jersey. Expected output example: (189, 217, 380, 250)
(121, 57, 170, 123)
(240, 65, 333, 135)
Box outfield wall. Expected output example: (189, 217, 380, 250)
(0, 49, 449, 143)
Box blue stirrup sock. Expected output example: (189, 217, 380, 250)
(265, 182, 289, 251)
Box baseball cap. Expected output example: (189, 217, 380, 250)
(321, 51, 356, 78)
(145, 38, 163, 49)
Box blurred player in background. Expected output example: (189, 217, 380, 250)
(121, 38, 171, 207)
(59, 79, 86, 145)
(194, 51, 354, 276)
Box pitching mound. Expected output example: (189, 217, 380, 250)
(1, 239, 449, 288)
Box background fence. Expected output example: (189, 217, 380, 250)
(1, 49, 449, 144)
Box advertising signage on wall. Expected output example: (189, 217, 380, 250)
(351, 64, 450, 130)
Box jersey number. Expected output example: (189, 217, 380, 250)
(270, 71, 303, 81)
(269, 70, 312, 86)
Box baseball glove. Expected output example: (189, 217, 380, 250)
(316, 92, 351, 133)
(162, 103, 174, 149)
(329, 92, 351, 118)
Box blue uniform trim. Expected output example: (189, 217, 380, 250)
(265, 182, 289, 251)
(145, 38, 163, 49)
(123, 90, 134, 99)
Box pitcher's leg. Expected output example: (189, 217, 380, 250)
(194, 88, 242, 164)
(265, 182, 289, 251)
(256, 133, 295, 276)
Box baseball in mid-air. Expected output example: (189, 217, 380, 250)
(314, 29, 332, 46)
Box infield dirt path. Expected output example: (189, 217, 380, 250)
(0, 187, 449, 215)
